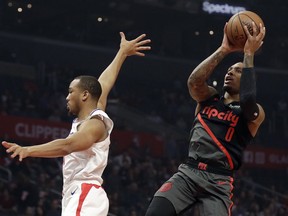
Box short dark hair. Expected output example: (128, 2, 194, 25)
(74, 75, 102, 99)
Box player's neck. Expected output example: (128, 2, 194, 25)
(77, 106, 97, 121)
(223, 92, 239, 104)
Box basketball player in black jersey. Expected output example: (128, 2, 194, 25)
(145, 22, 266, 216)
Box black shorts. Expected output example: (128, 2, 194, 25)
(154, 164, 234, 216)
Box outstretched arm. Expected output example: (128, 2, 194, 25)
(97, 32, 151, 111)
(187, 23, 242, 104)
(2, 117, 106, 161)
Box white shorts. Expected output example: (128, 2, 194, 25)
(62, 182, 109, 216)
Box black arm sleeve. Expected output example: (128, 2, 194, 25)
(240, 67, 259, 121)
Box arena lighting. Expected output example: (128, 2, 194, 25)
(27, 3, 32, 9)
(202, 1, 246, 15)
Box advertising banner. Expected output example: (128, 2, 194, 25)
(1, 115, 287, 168)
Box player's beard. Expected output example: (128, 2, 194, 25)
(67, 105, 75, 117)
(223, 85, 238, 95)
(67, 108, 77, 117)
(67, 110, 73, 117)
(67, 105, 79, 117)
(223, 85, 231, 93)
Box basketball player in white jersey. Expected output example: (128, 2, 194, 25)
(2, 32, 151, 216)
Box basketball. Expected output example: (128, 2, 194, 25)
(226, 11, 264, 48)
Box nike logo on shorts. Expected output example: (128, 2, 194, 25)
(71, 187, 78, 195)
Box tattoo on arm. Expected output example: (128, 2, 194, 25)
(189, 49, 227, 86)
(243, 54, 254, 68)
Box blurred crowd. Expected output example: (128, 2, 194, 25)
(0, 142, 287, 216)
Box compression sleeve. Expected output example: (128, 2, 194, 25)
(240, 67, 259, 121)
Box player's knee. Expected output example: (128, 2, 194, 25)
(145, 197, 176, 216)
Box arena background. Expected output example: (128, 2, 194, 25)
(0, 0, 287, 215)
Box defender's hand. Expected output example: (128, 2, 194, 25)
(2, 141, 28, 161)
(119, 32, 151, 57)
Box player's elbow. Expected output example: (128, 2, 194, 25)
(61, 138, 78, 155)
(64, 137, 93, 154)
(187, 77, 202, 95)
(62, 143, 74, 155)
(187, 73, 200, 89)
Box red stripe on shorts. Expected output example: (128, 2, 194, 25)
(76, 183, 101, 216)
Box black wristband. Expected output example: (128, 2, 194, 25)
(240, 67, 259, 121)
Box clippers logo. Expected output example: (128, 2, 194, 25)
(202, 106, 239, 127)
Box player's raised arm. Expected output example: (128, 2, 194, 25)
(187, 23, 241, 104)
(241, 22, 266, 136)
(97, 32, 151, 111)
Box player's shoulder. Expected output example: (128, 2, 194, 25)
(90, 109, 114, 132)
(199, 92, 220, 104)
(90, 109, 109, 119)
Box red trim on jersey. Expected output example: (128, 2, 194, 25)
(76, 183, 101, 216)
(197, 113, 234, 170)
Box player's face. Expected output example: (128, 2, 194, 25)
(223, 62, 243, 94)
(66, 79, 82, 116)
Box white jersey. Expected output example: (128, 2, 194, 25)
(62, 109, 113, 194)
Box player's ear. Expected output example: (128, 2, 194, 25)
(82, 90, 89, 100)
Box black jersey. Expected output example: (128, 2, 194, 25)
(188, 94, 253, 170)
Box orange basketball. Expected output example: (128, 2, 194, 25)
(226, 11, 264, 48)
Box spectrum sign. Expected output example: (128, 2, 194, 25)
(202, 1, 246, 15)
